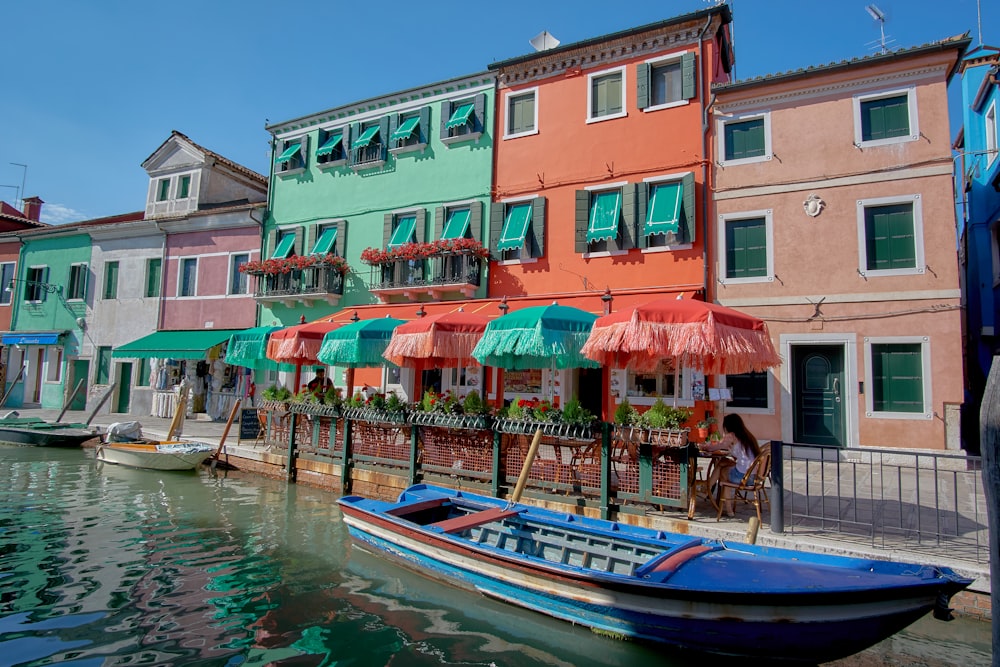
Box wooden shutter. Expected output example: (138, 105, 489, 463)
(682, 172, 696, 244)
(298, 134, 309, 167)
(434, 206, 445, 241)
(575, 190, 590, 253)
(469, 201, 482, 243)
(387, 114, 399, 149)
(383, 213, 393, 249)
(489, 202, 505, 254)
(636, 62, 650, 110)
(293, 226, 304, 255)
(341, 124, 352, 159)
(419, 106, 430, 144)
(414, 208, 425, 244)
(681, 52, 696, 100)
(41, 266, 50, 302)
(474, 93, 486, 134)
(440, 101, 451, 138)
(378, 116, 390, 161)
(617, 184, 636, 251)
(531, 196, 546, 258)
(637, 182, 649, 249)
(335, 220, 347, 257)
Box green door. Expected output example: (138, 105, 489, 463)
(115, 363, 132, 413)
(792, 345, 845, 446)
(70, 360, 89, 410)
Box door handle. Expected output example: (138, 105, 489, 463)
(833, 378, 841, 403)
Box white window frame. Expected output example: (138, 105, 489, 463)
(586, 65, 627, 124)
(497, 194, 540, 266)
(717, 209, 774, 284)
(67, 262, 88, 301)
(178, 256, 199, 298)
(717, 110, 772, 167)
(503, 87, 539, 140)
(640, 171, 694, 253)
(720, 370, 775, 415)
(26, 265, 46, 303)
(177, 172, 194, 200)
(582, 181, 629, 258)
(855, 194, 924, 278)
(863, 336, 932, 420)
(852, 86, 919, 148)
(45, 347, 62, 383)
(986, 100, 998, 167)
(229, 252, 250, 295)
(613, 367, 697, 408)
(642, 53, 689, 113)
(0, 261, 15, 306)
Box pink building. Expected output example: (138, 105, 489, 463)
(710, 37, 970, 450)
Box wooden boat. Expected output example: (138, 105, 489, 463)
(338, 483, 973, 663)
(95, 439, 216, 471)
(0, 416, 99, 447)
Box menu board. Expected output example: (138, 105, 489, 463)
(504, 369, 543, 394)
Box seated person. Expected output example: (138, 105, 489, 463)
(700, 414, 761, 517)
(307, 367, 333, 396)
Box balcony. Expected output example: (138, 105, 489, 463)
(248, 265, 345, 308)
(368, 252, 482, 303)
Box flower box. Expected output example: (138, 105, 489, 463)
(343, 407, 408, 425)
(494, 418, 597, 442)
(409, 412, 492, 430)
(290, 403, 341, 418)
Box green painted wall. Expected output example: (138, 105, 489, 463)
(262, 74, 495, 325)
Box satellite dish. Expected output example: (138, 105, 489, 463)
(529, 31, 560, 52)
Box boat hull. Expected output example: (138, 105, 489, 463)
(0, 419, 98, 447)
(96, 441, 216, 471)
(338, 484, 971, 662)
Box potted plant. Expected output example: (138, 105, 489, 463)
(639, 399, 691, 448)
(695, 415, 716, 441)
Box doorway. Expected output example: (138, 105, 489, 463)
(115, 362, 132, 413)
(577, 367, 605, 419)
(791, 344, 846, 446)
(70, 359, 89, 410)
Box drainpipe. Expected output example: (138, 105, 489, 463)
(248, 205, 266, 328)
(697, 12, 715, 303)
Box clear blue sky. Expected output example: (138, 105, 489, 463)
(0, 0, 993, 224)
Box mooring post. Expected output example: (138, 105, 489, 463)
(770, 440, 784, 533)
(980, 355, 1000, 658)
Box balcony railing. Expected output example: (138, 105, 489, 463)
(350, 142, 386, 170)
(249, 266, 345, 307)
(368, 252, 482, 302)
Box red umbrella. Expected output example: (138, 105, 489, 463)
(382, 308, 489, 370)
(581, 297, 781, 375)
(265, 320, 341, 391)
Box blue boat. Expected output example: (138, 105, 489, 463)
(338, 483, 972, 663)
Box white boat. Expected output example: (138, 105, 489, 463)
(96, 440, 217, 471)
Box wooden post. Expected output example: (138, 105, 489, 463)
(510, 428, 543, 504)
(0, 364, 26, 408)
(57, 379, 85, 422)
(979, 355, 1000, 657)
(211, 400, 242, 461)
(84, 383, 117, 426)
(770, 440, 784, 533)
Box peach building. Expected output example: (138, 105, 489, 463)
(710, 36, 970, 450)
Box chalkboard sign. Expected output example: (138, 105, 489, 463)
(239, 408, 262, 441)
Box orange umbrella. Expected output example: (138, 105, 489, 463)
(382, 309, 489, 370)
(581, 297, 781, 375)
(265, 320, 341, 390)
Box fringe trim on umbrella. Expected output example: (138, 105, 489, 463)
(317, 337, 394, 367)
(267, 338, 324, 366)
(472, 325, 598, 369)
(383, 331, 482, 366)
(227, 339, 269, 366)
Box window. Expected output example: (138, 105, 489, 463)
(388, 214, 417, 248)
(618, 362, 692, 405)
(725, 371, 770, 411)
(272, 231, 295, 259)
(587, 190, 621, 252)
(853, 87, 918, 147)
(103, 261, 119, 299)
(316, 128, 347, 166)
(275, 136, 307, 174)
(865, 338, 930, 418)
(441, 94, 485, 144)
(987, 101, 997, 166)
(46, 348, 62, 383)
(157, 178, 170, 201)
(350, 121, 386, 168)
(574, 184, 634, 254)
(145, 258, 161, 298)
(504, 89, 537, 138)
(637, 52, 695, 111)
(67, 263, 88, 301)
(180, 257, 197, 297)
(440, 208, 471, 241)
(718, 112, 771, 165)
(96, 346, 112, 385)
(311, 226, 338, 256)
(0, 262, 14, 306)
(178, 175, 191, 199)
(588, 67, 626, 122)
(718, 209, 773, 283)
(640, 173, 695, 248)
(491, 197, 545, 261)
(230, 253, 249, 295)
(26, 266, 48, 302)
(389, 108, 429, 153)
(137, 359, 151, 387)
(856, 195, 923, 277)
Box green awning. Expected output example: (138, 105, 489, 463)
(271, 234, 295, 259)
(276, 142, 301, 163)
(644, 182, 683, 235)
(497, 203, 532, 251)
(445, 103, 474, 129)
(390, 116, 420, 141)
(352, 126, 379, 149)
(440, 209, 471, 240)
(311, 227, 338, 255)
(112, 329, 242, 359)
(316, 132, 343, 156)
(586, 191, 621, 243)
(388, 215, 416, 248)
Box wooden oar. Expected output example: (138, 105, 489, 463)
(211, 400, 241, 462)
(510, 427, 543, 504)
(57, 379, 85, 422)
(166, 385, 189, 440)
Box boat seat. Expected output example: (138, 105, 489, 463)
(634, 538, 715, 579)
(386, 497, 451, 518)
(429, 507, 522, 534)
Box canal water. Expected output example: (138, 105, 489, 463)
(0, 446, 990, 667)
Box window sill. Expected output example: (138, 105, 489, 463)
(349, 159, 386, 172)
(719, 154, 771, 168)
(586, 111, 627, 124)
(858, 267, 924, 278)
(855, 135, 918, 149)
(641, 243, 693, 254)
(503, 128, 539, 140)
(864, 410, 932, 420)
(497, 257, 539, 266)
(642, 99, 689, 113)
(317, 160, 347, 171)
(278, 167, 305, 177)
(719, 275, 773, 285)
(621, 396, 695, 408)
(441, 132, 482, 146)
(389, 143, 427, 156)
(582, 249, 629, 259)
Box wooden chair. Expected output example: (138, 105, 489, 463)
(716, 443, 771, 522)
(254, 409, 268, 448)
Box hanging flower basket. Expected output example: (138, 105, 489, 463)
(613, 425, 689, 448)
(360, 238, 490, 266)
(240, 254, 351, 276)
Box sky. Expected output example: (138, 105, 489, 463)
(0, 0, 995, 225)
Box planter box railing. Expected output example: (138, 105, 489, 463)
(249, 266, 345, 302)
(496, 418, 603, 498)
(611, 426, 692, 512)
(368, 253, 482, 294)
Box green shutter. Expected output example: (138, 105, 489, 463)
(681, 51, 696, 100)
(311, 227, 338, 255)
(434, 206, 445, 241)
(440, 101, 451, 137)
(441, 208, 471, 240)
(618, 183, 636, 251)
(637, 183, 649, 249)
(335, 220, 347, 255)
(414, 208, 425, 243)
(865, 204, 915, 271)
(575, 190, 590, 253)
(531, 196, 545, 257)
(872, 343, 923, 413)
(636, 63, 650, 110)
(725, 218, 767, 279)
(725, 118, 765, 160)
(862, 95, 910, 141)
(271, 233, 295, 259)
(474, 93, 486, 133)
(489, 202, 505, 253)
(388, 215, 416, 248)
(497, 203, 532, 251)
(469, 201, 482, 244)
(418, 106, 430, 144)
(644, 182, 683, 235)
(681, 172, 696, 244)
(383, 213, 394, 249)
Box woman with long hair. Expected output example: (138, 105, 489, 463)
(701, 413, 761, 517)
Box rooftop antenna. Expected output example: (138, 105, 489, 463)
(8, 163, 26, 212)
(865, 4, 890, 55)
(529, 30, 560, 52)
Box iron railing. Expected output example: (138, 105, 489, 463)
(250, 266, 345, 300)
(369, 253, 482, 292)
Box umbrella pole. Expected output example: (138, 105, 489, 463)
(293, 364, 303, 396)
(346, 367, 356, 400)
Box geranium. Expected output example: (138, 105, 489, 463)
(359, 239, 490, 266)
(240, 254, 351, 276)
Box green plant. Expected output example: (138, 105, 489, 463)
(640, 399, 691, 430)
(292, 389, 320, 404)
(262, 384, 291, 402)
(614, 398, 640, 425)
(323, 386, 343, 407)
(505, 397, 530, 420)
(347, 392, 365, 408)
(560, 398, 593, 426)
(462, 390, 488, 416)
(532, 399, 556, 422)
(385, 391, 405, 412)
(697, 415, 716, 429)
(368, 392, 387, 410)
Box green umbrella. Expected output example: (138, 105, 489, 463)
(472, 302, 599, 370)
(225, 326, 283, 368)
(317, 317, 405, 367)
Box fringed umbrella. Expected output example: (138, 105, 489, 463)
(382, 308, 488, 371)
(472, 302, 598, 371)
(266, 320, 341, 392)
(317, 316, 405, 397)
(226, 326, 282, 369)
(581, 297, 781, 375)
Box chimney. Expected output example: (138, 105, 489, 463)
(22, 196, 43, 222)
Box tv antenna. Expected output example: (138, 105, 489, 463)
(529, 31, 560, 52)
(865, 4, 891, 55)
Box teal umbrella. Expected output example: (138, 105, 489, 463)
(317, 317, 405, 397)
(472, 302, 599, 370)
(225, 326, 283, 368)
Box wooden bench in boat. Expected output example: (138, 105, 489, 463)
(429, 507, 523, 534)
(633, 538, 717, 579)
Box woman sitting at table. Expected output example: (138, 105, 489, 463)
(701, 414, 761, 517)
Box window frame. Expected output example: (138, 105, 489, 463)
(275, 136, 307, 175)
(178, 174, 192, 199)
(640, 171, 695, 252)
(25, 266, 47, 302)
(992, 221, 1000, 289)
(582, 182, 628, 257)
(441, 94, 485, 145)
(156, 178, 171, 202)
(495, 195, 544, 264)
(67, 262, 88, 301)
(103, 261, 119, 300)
(717, 111, 771, 166)
(613, 366, 697, 408)
(587, 65, 627, 124)
(96, 346, 112, 385)
(178, 256, 198, 297)
(503, 87, 538, 139)
(641, 54, 688, 112)
(145, 258, 162, 298)
(0, 262, 15, 306)
(717, 209, 774, 284)
(863, 336, 932, 419)
(852, 86, 919, 148)
(45, 347, 62, 383)
(722, 370, 774, 414)
(316, 127, 347, 168)
(229, 252, 250, 295)
(388, 111, 426, 155)
(986, 100, 998, 167)
(855, 194, 924, 278)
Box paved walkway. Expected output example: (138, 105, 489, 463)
(22, 406, 992, 601)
